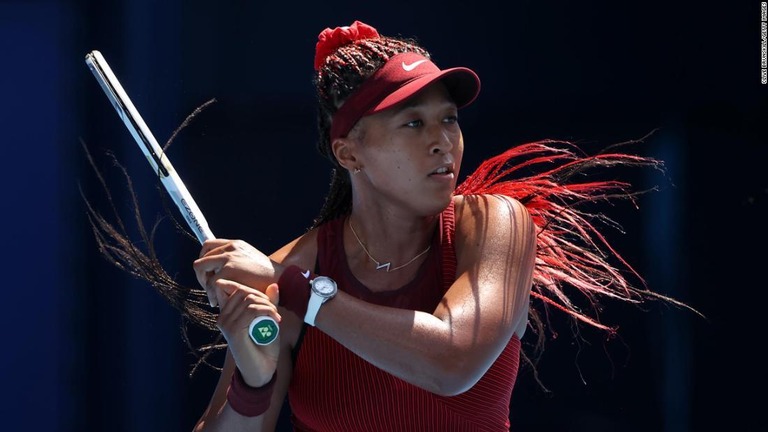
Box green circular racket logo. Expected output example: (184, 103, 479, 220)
(249, 317, 279, 345)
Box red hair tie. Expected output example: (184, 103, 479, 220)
(314, 20, 380, 70)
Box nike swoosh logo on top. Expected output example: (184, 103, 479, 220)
(302, 270, 311, 279)
(402, 60, 427, 71)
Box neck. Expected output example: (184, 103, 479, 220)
(347, 201, 438, 271)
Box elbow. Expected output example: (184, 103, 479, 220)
(423, 357, 482, 397)
(429, 373, 478, 397)
(432, 382, 473, 398)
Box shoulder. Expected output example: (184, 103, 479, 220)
(453, 194, 532, 235)
(451, 194, 535, 261)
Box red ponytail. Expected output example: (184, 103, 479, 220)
(456, 139, 689, 334)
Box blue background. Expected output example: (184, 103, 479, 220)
(1, 1, 765, 431)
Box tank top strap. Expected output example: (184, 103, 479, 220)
(439, 199, 457, 292)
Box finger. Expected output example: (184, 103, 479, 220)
(200, 270, 218, 308)
(193, 256, 229, 303)
(265, 283, 279, 306)
(215, 279, 249, 330)
(216, 278, 237, 296)
(204, 263, 248, 305)
(193, 255, 228, 276)
(214, 278, 233, 310)
(217, 280, 281, 327)
(216, 279, 270, 307)
(244, 294, 282, 324)
(199, 238, 233, 258)
(208, 289, 219, 309)
(193, 257, 227, 307)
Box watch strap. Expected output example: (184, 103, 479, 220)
(305, 290, 324, 326)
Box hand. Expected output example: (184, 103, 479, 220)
(215, 278, 282, 387)
(193, 239, 280, 308)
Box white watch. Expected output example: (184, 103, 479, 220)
(304, 275, 337, 326)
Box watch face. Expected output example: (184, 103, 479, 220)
(312, 277, 337, 297)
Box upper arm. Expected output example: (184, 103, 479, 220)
(433, 194, 535, 361)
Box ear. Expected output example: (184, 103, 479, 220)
(331, 137, 359, 172)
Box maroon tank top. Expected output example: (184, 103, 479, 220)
(288, 202, 521, 431)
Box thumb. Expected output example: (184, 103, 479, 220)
(265, 283, 280, 306)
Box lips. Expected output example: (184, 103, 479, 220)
(429, 164, 454, 176)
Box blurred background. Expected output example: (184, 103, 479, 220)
(2, 1, 765, 431)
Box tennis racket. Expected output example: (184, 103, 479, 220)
(85, 50, 278, 346)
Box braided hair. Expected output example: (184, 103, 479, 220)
(311, 36, 429, 227)
(309, 24, 701, 384)
(83, 21, 700, 379)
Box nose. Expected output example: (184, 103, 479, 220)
(428, 125, 454, 155)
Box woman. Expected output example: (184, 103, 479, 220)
(192, 20, 534, 431)
(76, 18, 687, 431)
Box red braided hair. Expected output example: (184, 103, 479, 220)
(455, 138, 695, 337)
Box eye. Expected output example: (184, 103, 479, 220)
(443, 115, 459, 124)
(404, 119, 423, 128)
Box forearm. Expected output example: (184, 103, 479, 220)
(193, 343, 294, 432)
(194, 405, 266, 432)
(313, 287, 509, 396)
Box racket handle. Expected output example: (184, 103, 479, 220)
(248, 316, 279, 345)
(202, 237, 279, 346)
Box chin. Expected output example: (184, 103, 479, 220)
(419, 192, 454, 217)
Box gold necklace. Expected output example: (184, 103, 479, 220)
(348, 218, 431, 272)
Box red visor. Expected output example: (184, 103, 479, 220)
(330, 52, 480, 141)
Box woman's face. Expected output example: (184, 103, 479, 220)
(351, 81, 464, 215)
